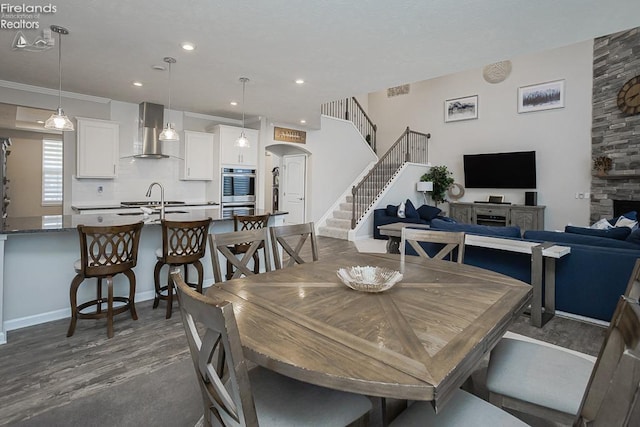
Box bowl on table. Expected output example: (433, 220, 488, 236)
(336, 265, 403, 293)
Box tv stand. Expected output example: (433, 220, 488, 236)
(449, 202, 545, 231)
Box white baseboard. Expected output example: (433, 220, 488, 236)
(0, 331, 5, 344)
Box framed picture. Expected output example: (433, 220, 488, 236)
(518, 80, 565, 113)
(488, 195, 504, 203)
(444, 95, 478, 122)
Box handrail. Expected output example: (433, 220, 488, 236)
(350, 127, 430, 228)
(321, 97, 377, 152)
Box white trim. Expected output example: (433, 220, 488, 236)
(184, 111, 243, 125)
(503, 331, 597, 362)
(555, 310, 610, 327)
(0, 79, 111, 104)
(0, 331, 5, 345)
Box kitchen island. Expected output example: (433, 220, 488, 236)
(0, 208, 286, 344)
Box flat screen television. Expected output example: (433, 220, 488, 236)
(463, 150, 536, 189)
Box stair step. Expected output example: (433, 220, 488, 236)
(318, 226, 349, 240)
(327, 218, 351, 229)
(333, 210, 352, 220)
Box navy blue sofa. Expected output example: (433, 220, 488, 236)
(413, 219, 640, 322)
(373, 200, 444, 240)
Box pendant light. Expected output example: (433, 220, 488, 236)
(44, 25, 74, 131)
(159, 57, 179, 142)
(236, 77, 250, 148)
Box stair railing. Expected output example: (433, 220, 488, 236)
(321, 97, 377, 152)
(351, 127, 430, 228)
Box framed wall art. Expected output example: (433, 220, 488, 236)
(518, 79, 565, 113)
(444, 95, 478, 122)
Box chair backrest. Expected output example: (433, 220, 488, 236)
(624, 258, 640, 302)
(172, 270, 259, 426)
(160, 218, 211, 264)
(209, 228, 272, 282)
(76, 222, 144, 277)
(574, 297, 640, 426)
(270, 222, 319, 269)
(400, 227, 465, 264)
(233, 214, 270, 253)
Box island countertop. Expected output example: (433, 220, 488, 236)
(1, 208, 285, 234)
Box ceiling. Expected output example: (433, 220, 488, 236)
(1, 0, 640, 129)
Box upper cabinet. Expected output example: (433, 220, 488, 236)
(76, 117, 119, 179)
(213, 125, 259, 167)
(180, 130, 214, 181)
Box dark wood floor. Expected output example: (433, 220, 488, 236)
(0, 236, 606, 426)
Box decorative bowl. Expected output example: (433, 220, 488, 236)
(336, 265, 403, 293)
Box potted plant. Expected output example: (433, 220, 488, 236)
(593, 156, 612, 176)
(421, 165, 454, 206)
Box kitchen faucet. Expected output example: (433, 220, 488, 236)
(145, 182, 165, 220)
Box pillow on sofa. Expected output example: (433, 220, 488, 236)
(607, 210, 637, 226)
(404, 199, 420, 219)
(614, 216, 638, 229)
(397, 202, 406, 218)
(565, 225, 631, 240)
(417, 204, 442, 221)
(431, 218, 521, 238)
(385, 204, 398, 217)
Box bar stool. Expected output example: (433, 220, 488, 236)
(67, 222, 144, 339)
(226, 213, 270, 280)
(153, 218, 211, 318)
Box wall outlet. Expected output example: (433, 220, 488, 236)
(97, 185, 103, 195)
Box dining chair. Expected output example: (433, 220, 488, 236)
(400, 227, 466, 264)
(390, 297, 640, 426)
(153, 218, 211, 319)
(269, 222, 318, 269)
(225, 214, 270, 280)
(484, 295, 640, 426)
(171, 270, 372, 427)
(209, 228, 271, 282)
(67, 221, 144, 339)
(624, 257, 640, 302)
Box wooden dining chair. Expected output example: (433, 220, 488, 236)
(209, 228, 271, 282)
(483, 295, 640, 426)
(390, 297, 640, 426)
(225, 214, 270, 280)
(624, 257, 640, 302)
(269, 222, 319, 269)
(400, 227, 466, 264)
(67, 222, 144, 339)
(171, 270, 372, 427)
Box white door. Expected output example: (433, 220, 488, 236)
(282, 154, 306, 224)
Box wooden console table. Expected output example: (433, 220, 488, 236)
(449, 202, 545, 231)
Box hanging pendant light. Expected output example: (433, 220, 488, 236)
(44, 25, 74, 131)
(159, 57, 179, 142)
(236, 77, 250, 148)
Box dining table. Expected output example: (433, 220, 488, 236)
(205, 251, 531, 424)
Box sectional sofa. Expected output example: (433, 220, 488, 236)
(373, 200, 446, 239)
(416, 218, 640, 322)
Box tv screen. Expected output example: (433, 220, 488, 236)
(463, 151, 536, 189)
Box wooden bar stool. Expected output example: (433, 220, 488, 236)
(67, 222, 144, 339)
(226, 213, 269, 280)
(153, 218, 211, 319)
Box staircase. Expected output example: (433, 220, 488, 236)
(318, 194, 358, 239)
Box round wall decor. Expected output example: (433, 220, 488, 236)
(447, 183, 465, 200)
(482, 61, 512, 84)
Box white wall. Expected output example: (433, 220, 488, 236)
(368, 40, 595, 231)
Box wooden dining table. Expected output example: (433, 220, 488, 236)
(205, 251, 531, 421)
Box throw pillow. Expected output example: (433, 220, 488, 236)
(590, 218, 613, 230)
(608, 210, 638, 226)
(614, 216, 638, 229)
(565, 225, 631, 240)
(417, 204, 442, 221)
(397, 202, 406, 218)
(626, 228, 640, 245)
(385, 204, 398, 217)
(404, 199, 419, 219)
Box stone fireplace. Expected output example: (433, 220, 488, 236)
(590, 27, 640, 223)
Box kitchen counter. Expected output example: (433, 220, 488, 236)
(1, 207, 280, 234)
(71, 201, 219, 213)
(0, 208, 287, 344)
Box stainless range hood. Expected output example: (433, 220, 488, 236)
(136, 102, 169, 158)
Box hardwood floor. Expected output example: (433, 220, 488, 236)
(0, 236, 606, 426)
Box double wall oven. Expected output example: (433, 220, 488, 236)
(221, 167, 256, 218)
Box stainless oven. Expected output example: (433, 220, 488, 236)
(221, 204, 256, 219)
(221, 168, 256, 204)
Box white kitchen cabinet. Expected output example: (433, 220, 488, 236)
(76, 117, 119, 179)
(180, 130, 214, 180)
(214, 125, 258, 167)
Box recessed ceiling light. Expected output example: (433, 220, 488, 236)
(133, 81, 143, 87)
(181, 42, 195, 51)
(295, 79, 304, 85)
(230, 101, 238, 106)
(300, 119, 306, 124)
